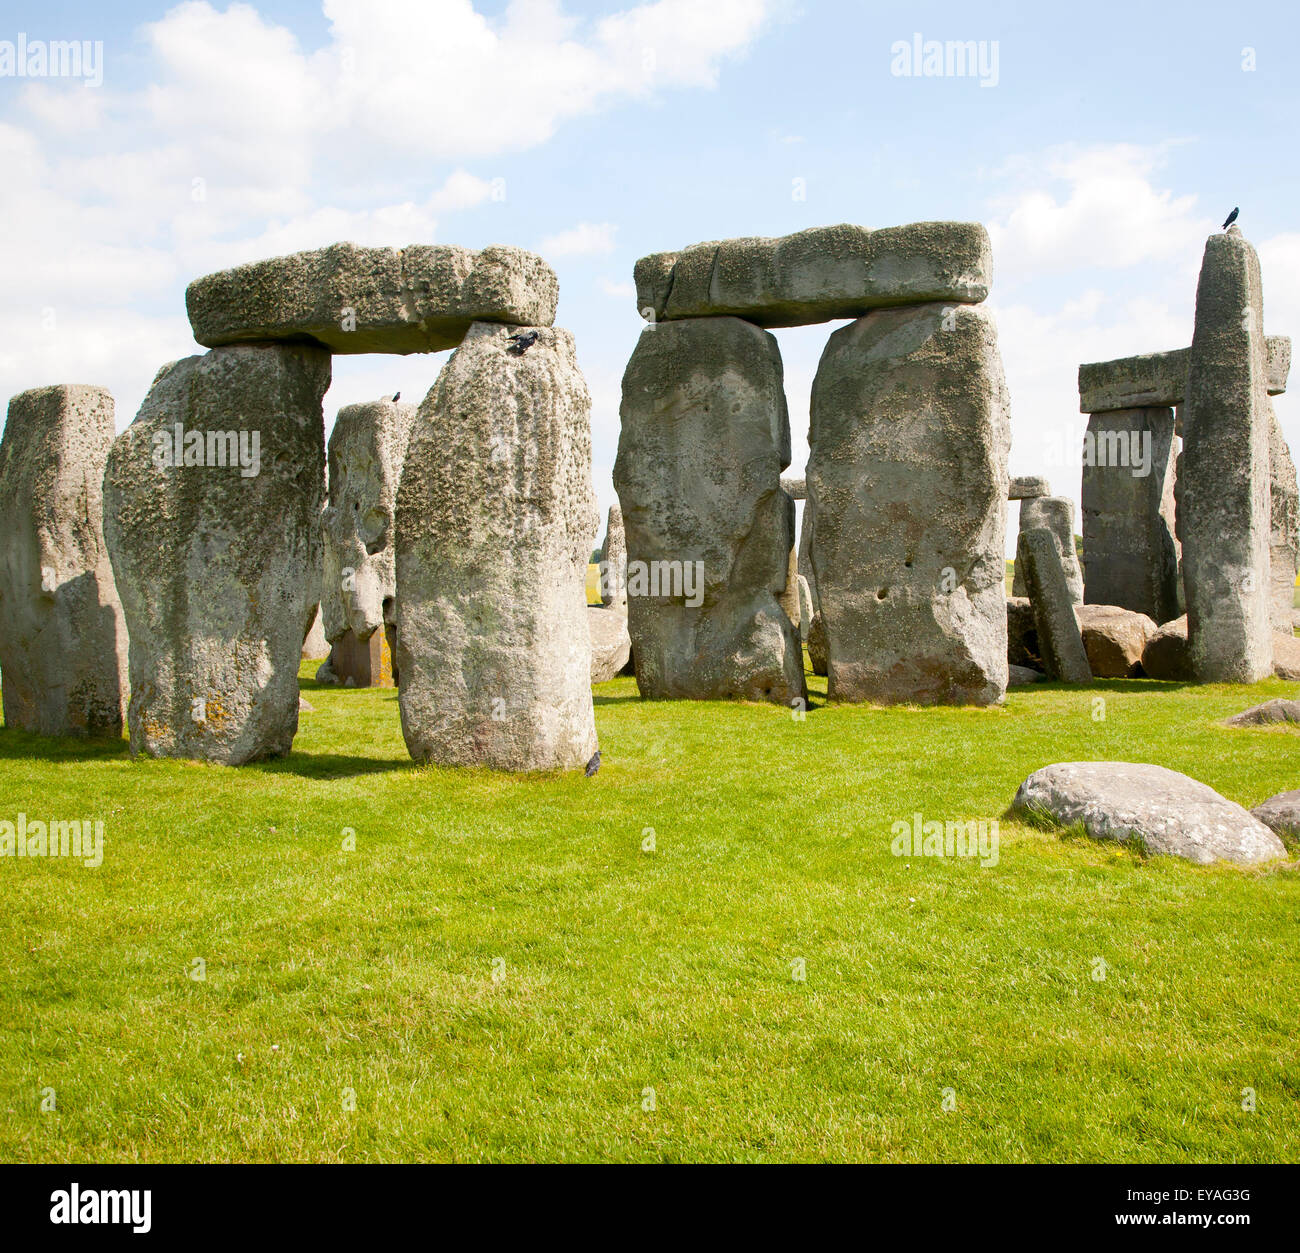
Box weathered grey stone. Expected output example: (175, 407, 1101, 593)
(1177, 228, 1273, 682)
(1078, 334, 1290, 413)
(1006, 595, 1040, 670)
(187, 243, 558, 355)
(1224, 699, 1300, 728)
(797, 575, 813, 642)
(103, 345, 330, 763)
(588, 605, 631, 683)
(395, 323, 598, 771)
(1008, 664, 1046, 685)
(614, 317, 805, 704)
(1140, 615, 1192, 681)
(599, 503, 627, 609)
(1012, 762, 1285, 865)
(1018, 527, 1092, 683)
(777, 542, 801, 630)
(807, 611, 828, 677)
(302, 606, 329, 659)
(1273, 631, 1300, 680)
(1251, 789, 1300, 838)
(1080, 407, 1180, 623)
(1008, 475, 1050, 500)
(635, 222, 991, 327)
(1266, 398, 1299, 633)
(780, 476, 806, 500)
(321, 398, 415, 647)
(0, 385, 127, 736)
(808, 302, 1009, 705)
(1012, 496, 1082, 603)
(797, 493, 816, 607)
(1073, 604, 1157, 678)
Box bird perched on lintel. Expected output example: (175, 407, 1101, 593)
(1222, 207, 1240, 230)
(507, 330, 540, 355)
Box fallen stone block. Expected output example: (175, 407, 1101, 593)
(1224, 699, 1300, 728)
(588, 605, 631, 683)
(1251, 789, 1300, 838)
(1140, 615, 1192, 681)
(1008, 475, 1050, 500)
(1012, 761, 1285, 865)
(1073, 604, 1157, 678)
(1018, 527, 1091, 683)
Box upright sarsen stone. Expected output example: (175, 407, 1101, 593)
(103, 344, 330, 763)
(0, 385, 127, 736)
(1012, 495, 1083, 603)
(807, 302, 1010, 705)
(1018, 528, 1092, 683)
(1266, 399, 1299, 633)
(1177, 228, 1273, 682)
(613, 317, 805, 704)
(1080, 407, 1180, 622)
(321, 398, 415, 646)
(395, 323, 598, 771)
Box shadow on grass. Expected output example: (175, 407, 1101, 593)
(255, 752, 413, 780)
(0, 727, 129, 762)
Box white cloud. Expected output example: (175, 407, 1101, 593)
(598, 277, 635, 299)
(542, 221, 617, 257)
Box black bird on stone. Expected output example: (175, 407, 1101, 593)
(1223, 207, 1240, 230)
(507, 330, 540, 355)
(585, 750, 601, 777)
(391, 391, 401, 402)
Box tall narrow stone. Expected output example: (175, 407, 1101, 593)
(1080, 407, 1180, 622)
(320, 398, 415, 684)
(103, 345, 330, 763)
(0, 385, 127, 736)
(1177, 227, 1273, 682)
(1012, 495, 1083, 603)
(599, 503, 627, 609)
(395, 323, 598, 771)
(1266, 398, 1299, 632)
(614, 317, 805, 704)
(807, 302, 1009, 705)
(1018, 528, 1092, 683)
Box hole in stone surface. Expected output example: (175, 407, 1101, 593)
(877, 588, 888, 599)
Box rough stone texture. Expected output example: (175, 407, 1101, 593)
(807, 611, 828, 676)
(1009, 475, 1050, 500)
(1080, 407, 1181, 623)
(1008, 664, 1045, 685)
(1012, 762, 1285, 865)
(797, 575, 813, 642)
(0, 385, 127, 736)
(1273, 631, 1300, 680)
(321, 398, 415, 648)
(1251, 789, 1300, 838)
(777, 542, 801, 630)
(797, 492, 817, 607)
(1141, 616, 1192, 681)
(599, 503, 627, 609)
(1006, 596, 1041, 670)
(1078, 334, 1290, 413)
(780, 476, 806, 500)
(588, 605, 631, 683)
(808, 302, 1009, 705)
(187, 243, 558, 355)
(614, 317, 805, 704)
(395, 322, 598, 771)
(1012, 496, 1082, 603)
(1073, 604, 1157, 678)
(1224, 699, 1300, 728)
(103, 345, 330, 763)
(1018, 527, 1092, 682)
(1177, 228, 1274, 683)
(1266, 398, 1299, 633)
(635, 222, 991, 327)
(302, 606, 329, 659)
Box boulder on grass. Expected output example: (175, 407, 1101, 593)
(1011, 761, 1285, 865)
(1251, 790, 1300, 839)
(1224, 699, 1300, 728)
(588, 605, 631, 684)
(1273, 632, 1300, 680)
(1140, 616, 1192, 681)
(1074, 604, 1157, 678)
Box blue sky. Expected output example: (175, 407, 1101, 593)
(2, 0, 1298, 552)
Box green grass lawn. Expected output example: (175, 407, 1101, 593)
(2, 660, 1299, 1163)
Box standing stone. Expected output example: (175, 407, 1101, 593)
(1177, 227, 1273, 682)
(807, 302, 1009, 705)
(1080, 407, 1180, 622)
(614, 317, 805, 704)
(1266, 399, 1299, 633)
(1012, 496, 1083, 603)
(321, 398, 416, 658)
(395, 323, 598, 771)
(302, 606, 329, 659)
(599, 503, 627, 609)
(797, 575, 814, 642)
(103, 345, 330, 763)
(778, 542, 801, 630)
(1018, 528, 1092, 682)
(0, 385, 127, 736)
(797, 492, 817, 607)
